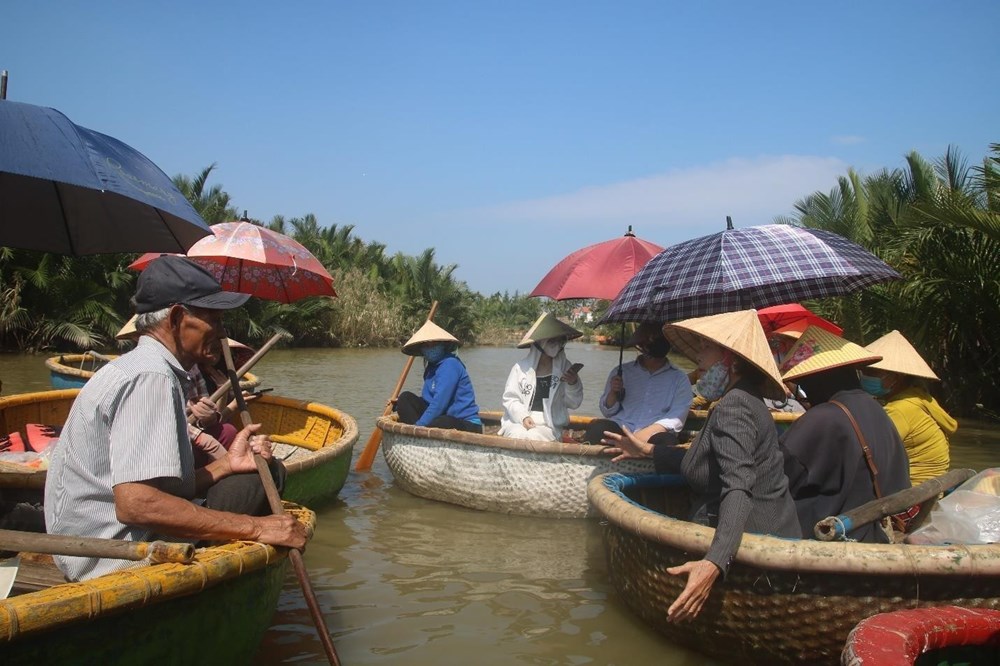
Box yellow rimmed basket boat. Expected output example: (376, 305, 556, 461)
(0, 503, 316, 665)
(44, 353, 261, 391)
(0, 390, 358, 507)
(375, 409, 799, 519)
(587, 472, 1000, 665)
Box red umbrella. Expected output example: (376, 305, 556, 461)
(530, 226, 664, 381)
(130, 221, 336, 303)
(530, 226, 664, 301)
(757, 303, 843, 336)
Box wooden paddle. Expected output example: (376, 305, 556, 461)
(0, 529, 195, 563)
(355, 300, 440, 472)
(813, 468, 977, 541)
(219, 340, 342, 666)
(186, 331, 286, 425)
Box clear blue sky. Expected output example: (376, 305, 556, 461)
(5, 2, 998, 294)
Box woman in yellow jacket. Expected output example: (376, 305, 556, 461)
(860, 330, 958, 485)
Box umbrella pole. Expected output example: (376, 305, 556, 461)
(617, 322, 625, 376)
(220, 341, 342, 666)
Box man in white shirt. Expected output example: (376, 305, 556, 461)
(583, 322, 693, 446)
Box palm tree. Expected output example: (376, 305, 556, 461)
(779, 145, 1000, 414)
(172, 164, 239, 224)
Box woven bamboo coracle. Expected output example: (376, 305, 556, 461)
(587, 473, 1000, 665)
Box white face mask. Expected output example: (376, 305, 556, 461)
(539, 339, 565, 358)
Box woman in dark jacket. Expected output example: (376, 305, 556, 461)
(603, 309, 800, 623)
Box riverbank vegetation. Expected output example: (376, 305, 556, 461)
(778, 144, 1000, 416)
(1, 146, 997, 415)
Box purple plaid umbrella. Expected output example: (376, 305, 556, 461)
(603, 221, 901, 323)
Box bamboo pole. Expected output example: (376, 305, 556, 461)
(814, 468, 977, 541)
(187, 331, 286, 424)
(0, 529, 194, 564)
(220, 340, 341, 666)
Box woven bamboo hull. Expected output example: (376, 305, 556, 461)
(44, 354, 261, 391)
(377, 413, 656, 518)
(0, 390, 358, 505)
(587, 473, 1000, 666)
(239, 394, 359, 506)
(0, 504, 316, 665)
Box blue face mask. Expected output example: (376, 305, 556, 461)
(860, 374, 889, 397)
(422, 343, 448, 364)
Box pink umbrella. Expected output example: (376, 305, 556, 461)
(530, 226, 664, 301)
(756, 303, 842, 336)
(129, 221, 336, 303)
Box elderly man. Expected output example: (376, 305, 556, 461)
(45, 256, 307, 581)
(583, 322, 693, 446)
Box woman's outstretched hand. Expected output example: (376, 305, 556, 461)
(666, 559, 721, 622)
(601, 425, 653, 462)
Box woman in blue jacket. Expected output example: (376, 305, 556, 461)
(395, 320, 483, 433)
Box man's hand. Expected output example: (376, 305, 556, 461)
(604, 375, 624, 407)
(522, 416, 536, 429)
(188, 396, 221, 427)
(226, 423, 273, 474)
(249, 514, 310, 550)
(667, 559, 721, 622)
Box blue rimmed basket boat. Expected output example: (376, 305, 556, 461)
(587, 472, 1000, 665)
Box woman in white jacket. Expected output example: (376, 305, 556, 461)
(499, 313, 584, 441)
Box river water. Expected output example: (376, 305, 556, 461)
(2, 343, 999, 665)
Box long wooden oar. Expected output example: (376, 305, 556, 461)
(355, 300, 439, 472)
(0, 529, 195, 563)
(813, 468, 977, 541)
(220, 341, 341, 666)
(186, 331, 286, 426)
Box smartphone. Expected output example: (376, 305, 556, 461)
(569, 362, 585, 373)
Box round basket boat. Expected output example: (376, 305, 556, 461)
(45, 353, 261, 391)
(375, 408, 799, 519)
(587, 472, 1000, 665)
(0, 389, 358, 506)
(0, 503, 315, 665)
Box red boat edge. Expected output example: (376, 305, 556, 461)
(842, 606, 1000, 666)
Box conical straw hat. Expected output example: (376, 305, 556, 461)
(663, 309, 785, 401)
(115, 314, 139, 340)
(780, 325, 881, 382)
(517, 312, 583, 348)
(865, 330, 939, 380)
(402, 320, 460, 356)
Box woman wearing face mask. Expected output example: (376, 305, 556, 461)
(861, 330, 957, 485)
(602, 310, 800, 623)
(395, 320, 483, 433)
(498, 313, 583, 441)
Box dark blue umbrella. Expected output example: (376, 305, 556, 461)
(0, 99, 211, 255)
(603, 221, 901, 323)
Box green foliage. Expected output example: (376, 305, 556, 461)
(781, 144, 1000, 415)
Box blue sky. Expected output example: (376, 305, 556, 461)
(5, 2, 998, 294)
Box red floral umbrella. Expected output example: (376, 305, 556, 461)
(757, 303, 842, 336)
(129, 221, 336, 303)
(530, 226, 664, 301)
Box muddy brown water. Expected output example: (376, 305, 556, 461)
(2, 343, 998, 665)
